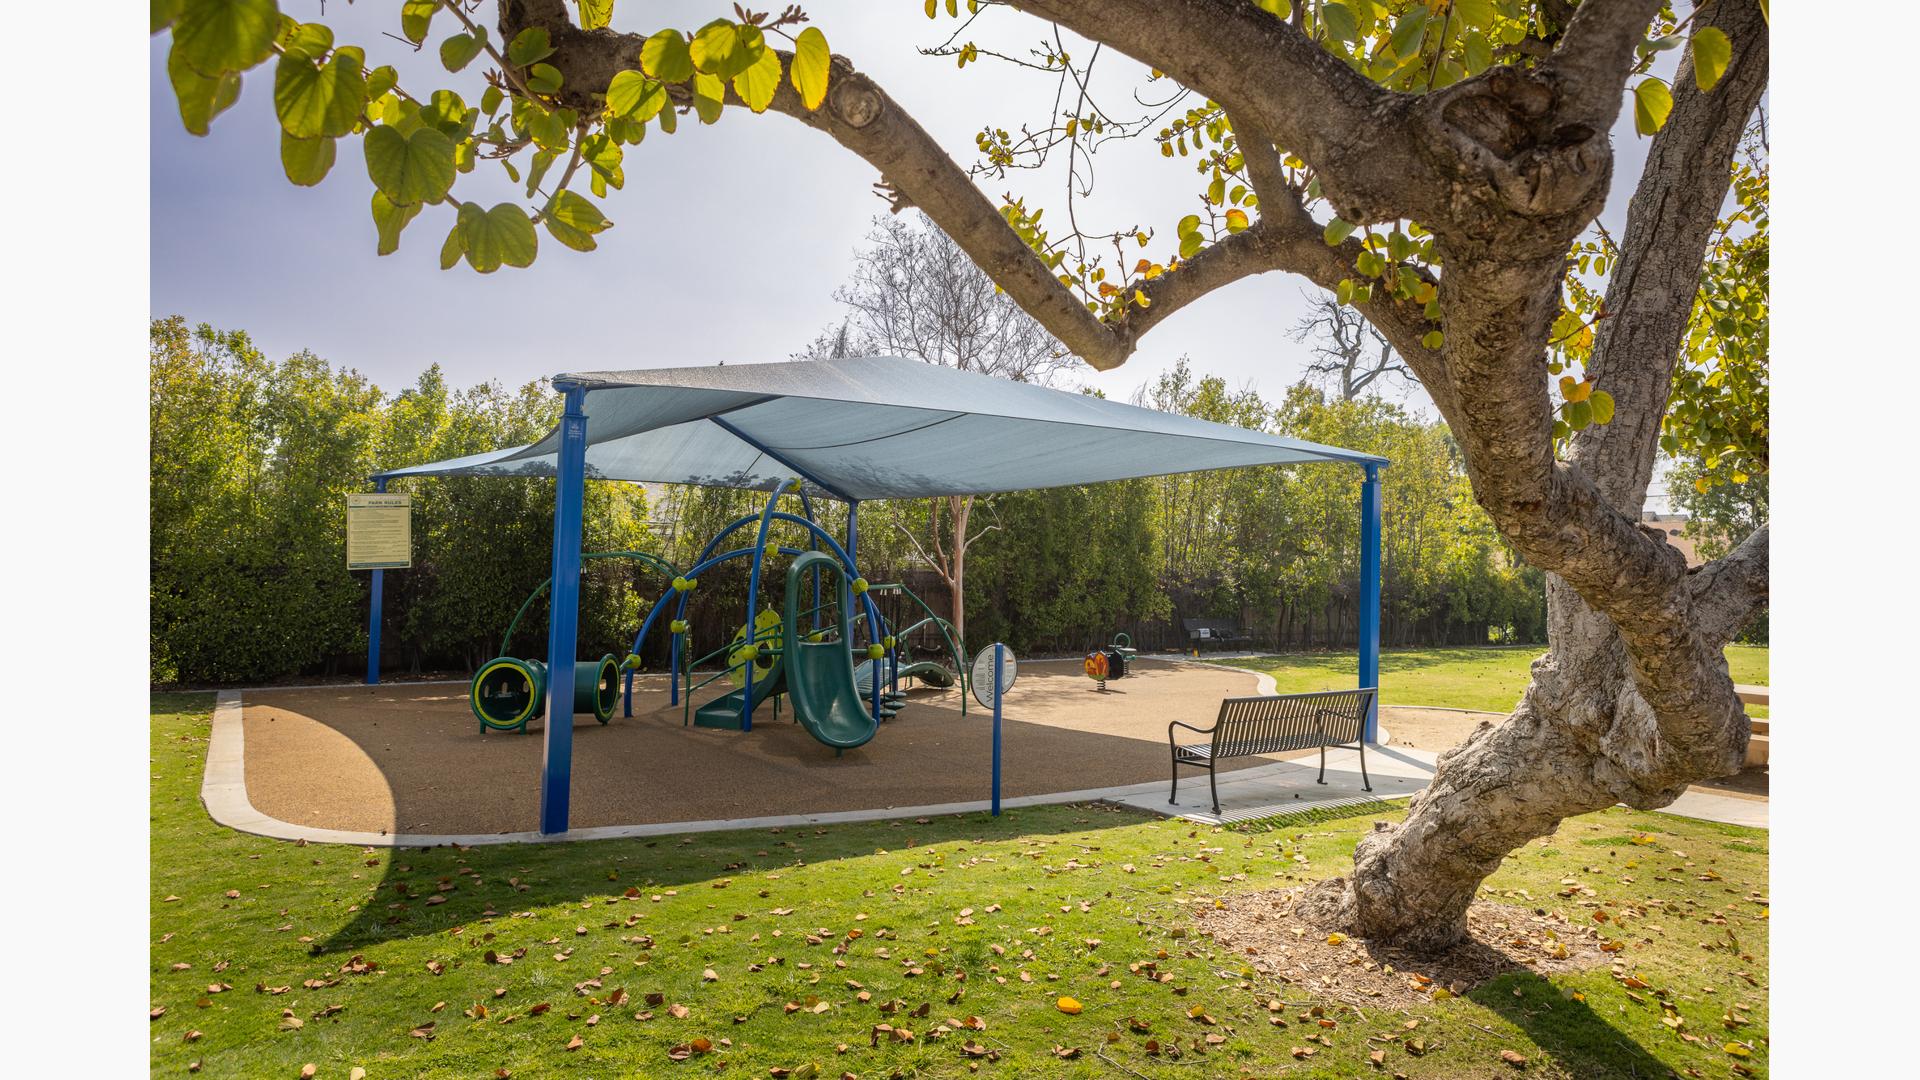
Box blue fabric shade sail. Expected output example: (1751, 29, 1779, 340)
(376, 355, 1386, 501)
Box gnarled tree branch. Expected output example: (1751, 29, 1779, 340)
(1571, 0, 1771, 509)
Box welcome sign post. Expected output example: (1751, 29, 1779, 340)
(348, 487, 411, 684)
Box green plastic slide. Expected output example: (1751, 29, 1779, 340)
(781, 551, 879, 750)
(693, 647, 784, 729)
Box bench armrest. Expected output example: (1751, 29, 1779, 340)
(1168, 719, 1214, 744)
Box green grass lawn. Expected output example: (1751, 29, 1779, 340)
(152, 693, 1768, 1078)
(1215, 645, 1770, 718)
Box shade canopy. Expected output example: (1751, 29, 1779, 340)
(377, 355, 1385, 501)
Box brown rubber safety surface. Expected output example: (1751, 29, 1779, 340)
(239, 659, 1307, 836)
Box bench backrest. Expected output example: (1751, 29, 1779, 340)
(1211, 688, 1377, 753)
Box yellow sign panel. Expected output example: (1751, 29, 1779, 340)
(347, 493, 412, 570)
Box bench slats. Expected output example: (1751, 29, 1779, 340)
(1179, 689, 1375, 761)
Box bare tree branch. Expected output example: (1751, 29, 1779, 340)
(1687, 522, 1769, 645)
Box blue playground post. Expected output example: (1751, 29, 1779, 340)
(848, 501, 880, 722)
(991, 643, 1005, 816)
(365, 476, 387, 685)
(1358, 462, 1383, 742)
(540, 383, 589, 835)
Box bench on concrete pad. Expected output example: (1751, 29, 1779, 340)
(1169, 689, 1377, 814)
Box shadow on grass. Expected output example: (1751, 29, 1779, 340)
(1470, 969, 1674, 1080)
(313, 802, 1135, 957)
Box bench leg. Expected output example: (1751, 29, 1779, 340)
(1317, 742, 1327, 785)
(1207, 762, 1220, 816)
(1169, 754, 1179, 805)
(1357, 740, 1371, 793)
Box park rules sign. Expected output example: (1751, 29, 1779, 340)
(346, 492, 412, 570)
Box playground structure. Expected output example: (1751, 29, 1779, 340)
(467, 482, 968, 751)
(367, 355, 1388, 835)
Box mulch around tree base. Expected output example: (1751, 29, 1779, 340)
(238, 659, 1297, 836)
(1196, 886, 1614, 1011)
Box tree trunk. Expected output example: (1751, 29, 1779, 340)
(948, 495, 968, 647)
(1296, 577, 1748, 951)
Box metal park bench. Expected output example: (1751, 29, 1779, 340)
(1168, 689, 1378, 814)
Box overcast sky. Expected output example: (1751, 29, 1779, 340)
(151, 1, 1659, 429)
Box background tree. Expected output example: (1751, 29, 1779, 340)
(797, 212, 1079, 644)
(156, 0, 1771, 953)
(1289, 290, 1415, 400)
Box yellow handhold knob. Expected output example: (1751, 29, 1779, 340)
(883, 635, 896, 649)
(851, 577, 869, 594)
(867, 644, 885, 660)
(670, 619, 688, 634)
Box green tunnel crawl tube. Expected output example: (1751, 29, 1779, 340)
(471, 654, 620, 733)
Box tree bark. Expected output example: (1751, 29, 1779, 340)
(1294, 0, 1771, 949)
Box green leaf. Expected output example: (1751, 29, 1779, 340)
(1421, 329, 1443, 349)
(642, 29, 694, 82)
(274, 51, 367, 139)
(607, 71, 667, 122)
(543, 190, 613, 252)
(790, 27, 831, 111)
(1176, 214, 1201, 237)
(1323, 218, 1356, 246)
(481, 84, 504, 115)
(1565, 399, 1593, 430)
(1691, 26, 1731, 91)
(458, 202, 539, 273)
(168, 44, 243, 136)
(1388, 7, 1429, 60)
(278, 21, 333, 60)
(153, 0, 183, 34)
(528, 62, 564, 94)
(439, 218, 465, 269)
(1589, 390, 1615, 425)
(363, 124, 457, 205)
(1633, 78, 1673, 136)
(575, 0, 614, 31)
(1223, 208, 1249, 234)
(691, 72, 726, 124)
(1254, 0, 1292, 18)
(367, 65, 399, 101)
(580, 133, 623, 189)
(370, 191, 421, 256)
(280, 132, 336, 185)
(1178, 230, 1203, 260)
(507, 27, 556, 67)
(172, 0, 278, 75)
(401, 0, 438, 45)
(441, 31, 486, 73)
(690, 19, 764, 80)
(1321, 1, 1359, 43)
(732, 48, 781, 113)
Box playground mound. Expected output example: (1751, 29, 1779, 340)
(238, 658, 1303, 836)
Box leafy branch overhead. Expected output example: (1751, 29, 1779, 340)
(157, 0, 837, 273)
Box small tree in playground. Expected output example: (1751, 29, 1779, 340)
(156, 0, 1769, 953)
(798, 213, 1079, 646)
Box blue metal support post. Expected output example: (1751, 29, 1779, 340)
(991, 644, 1004, 816)
(848, 501, 879, 722)
(1358, 462, 1383, 742)
(540, 384, 590, 835)
(365, 477, 387, 685)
